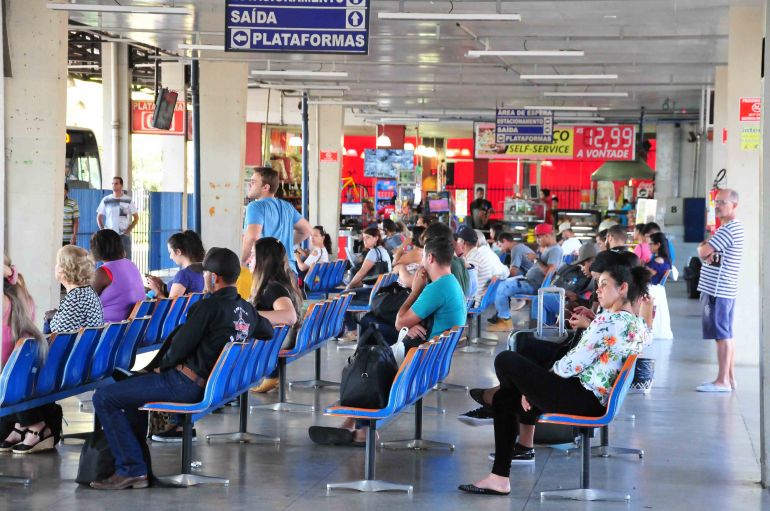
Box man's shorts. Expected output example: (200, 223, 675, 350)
(701, 292, 735, 340)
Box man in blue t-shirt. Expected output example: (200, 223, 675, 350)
(240, 167, 313, 273)
(396, 236, 467, 343)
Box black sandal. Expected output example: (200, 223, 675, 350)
(308, 426, 354, 446)
(0, 428, 27, 452)
(12, 426, 56, 454)
(458, 483, 510, 496)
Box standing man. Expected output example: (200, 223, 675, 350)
(470, 187, 493, 229)
(695, 189, 744, 393)
(96, 177, 139, 259)
(63, 183, 79, 246)
(240, 167, 313, 273)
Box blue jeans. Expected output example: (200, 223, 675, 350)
(93, 370, 203, 477)
(494, 277, 535, 320)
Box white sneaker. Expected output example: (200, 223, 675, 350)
(695, 382, 732, 393)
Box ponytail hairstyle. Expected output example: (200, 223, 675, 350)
(603, 264, 651, 304)
(410, 226, 426, 249)
(168, 230, 206, 263)
(363, 226, 383, 247)
(3, 256, 46, 360)
(648, 232, 671, 263)
(313, 225, 332, 254)
(250, 237, 302, 318)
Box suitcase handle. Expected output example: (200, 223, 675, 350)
(537, 287, 566, 339)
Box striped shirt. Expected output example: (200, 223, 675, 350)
(63, 197, 79, 241)
(697, 219, 744, 299)
(465, 244, 508, 305)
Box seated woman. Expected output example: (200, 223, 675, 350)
(392, 226, 425, 288)
(340, 226, 392, 341)
(145, 230, 205, 299)
(249, 238, 303, 393)
(1, 246, 103, 454)
(646, 232, 672, 285)
(91, 230, 145, 322)
(459, 265, 651, 496)
(633, 223, 652, 263)
(296, 225, 331, 280)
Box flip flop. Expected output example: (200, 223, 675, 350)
(458, 484, 510, 496)
(308, 426, 354, 446)
(695, 382, 732, 393)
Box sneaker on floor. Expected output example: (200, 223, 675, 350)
(151, 428, 197, 443)
(510, 300, 527, 312)
(486, 314, 500, 325)
(488, 444, 535, 464)
(486, 318, 512, 332)
(458, 406, 494, 426)
(695, 382, 732, 393)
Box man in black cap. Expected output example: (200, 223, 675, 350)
(91, 247, 274, 490)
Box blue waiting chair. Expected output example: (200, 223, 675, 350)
(88, 321, 129, 381)
(461, 279, 501, 353)
(181, 292, 205, 323)
(0, 339, 41, 406)
(346, 273, 399, 314)
(60, 326, 105, 390)
(129, 299, 156, 319)
(33, 331, 78, 396)
(161, 295, 190, 340)
(142, 298, 173, 347)
(538, 354, 639, 503)
(114, 316, 151, 372)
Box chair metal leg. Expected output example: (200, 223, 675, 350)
(250, 359, 315, 413)
(0, 475, 32, 486)
(207, 393, 279, 444)
(566, 426, 643, 458)
(327, 421, 413, 494)
(541, 428, 630, 502)
(289, 349, 340, 389)
(158, 416, 229, 487)
(459, 316, 487, 353)
(434, 381, 468, 392)
(381, 399, 454, 451)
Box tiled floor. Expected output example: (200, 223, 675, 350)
(1, 281, 769, 510)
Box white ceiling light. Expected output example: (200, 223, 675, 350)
(521, 74, 618, 80)
(404, 142, 415, 151)
(308, 100, 379, 106)
(47, 3, 191, 15)
(179, 44, 225, 51)
(379, 12, 521, 22)
(524, 106, 600, 111)
(256, 84, 350, 91)
(415, 144, 427, 156)
(376, 134, 392, 147)
(288, 135, 303, 147)
(423, 147, 438, 158)
(251, 70, 348, 78)
(545, 91, 629, 97)
(467, 50, 584, 58)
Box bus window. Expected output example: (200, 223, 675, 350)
(65, 128, 102, 189)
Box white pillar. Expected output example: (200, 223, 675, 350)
(5, 1, 68, 316)
(725, 5, 762, 367)
(160, 63, 186, 193)
(758, 0, 770, 490)
(198, 61, 248, 253)
(101, 42, 132, 189)
(308, 104, 343, 254)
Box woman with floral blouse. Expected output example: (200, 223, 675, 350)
(459, 264, 652, 496)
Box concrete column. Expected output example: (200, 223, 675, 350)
(308, 104, 343, 254)
(5, 1, 67, 316)
(710, 66, 729, 193)
(725, 5, 762, 367)
(198, 61, 248, 253)
(101, 42, 132, 189)
(160, 63, 186, 193)
(758, 0, 770, 490)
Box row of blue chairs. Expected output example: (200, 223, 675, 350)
(131, 292, 205, 350)
(140, 326, 290, 487)
(304, 260, 348, 299)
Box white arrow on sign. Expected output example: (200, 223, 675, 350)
(347, 10, 364, 28)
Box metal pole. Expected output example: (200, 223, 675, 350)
(191, 60, 202, 234)
(239, 393, 248, 433)
(314, 349, 322, 380)
(580, 428, 590, 488)
(110, 42, 120, 180)
(415, 399, 423, 440)
(181, 415, 193, 474)
(301, 92, 309, 220)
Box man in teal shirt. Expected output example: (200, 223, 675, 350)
(396, 236, 467, 342)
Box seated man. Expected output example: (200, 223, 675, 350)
(606, 224, 630, 252)
(455, 227, 508, 307)
(487, 223, 563, 332)
(558, 222, 583, 258)
(308, 236, 467, 446)
(90, 248, 274, 490)
(497, 232, 534, 277)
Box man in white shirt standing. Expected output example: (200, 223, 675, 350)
(96, 176, 139, 259)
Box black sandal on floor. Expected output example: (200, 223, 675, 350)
(308, 426, 354, 446)
(0, 428, 27, 452)
(458, 484, 510, 496)
(12, 426, 56, 454)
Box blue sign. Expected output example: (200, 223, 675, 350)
(225, 0, 369, 54)
(495, 109, 554, 144)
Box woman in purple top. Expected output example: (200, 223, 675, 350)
(146, 231, 205, 299)
(646, 232, 672, 286)
(91, 230, 145, 322)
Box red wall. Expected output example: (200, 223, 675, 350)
(245, 122, 262, 167)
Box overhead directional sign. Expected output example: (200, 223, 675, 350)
(225, 0, 370, 54)
(495, 108, 554, 144)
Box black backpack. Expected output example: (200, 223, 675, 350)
(339, 325, 399, 409)
(370, 282, 411, 325)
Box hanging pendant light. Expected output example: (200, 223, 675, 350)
(376, 124, 392, 148)
(404, 142, 415, 151)
(288, 135, 303, 147)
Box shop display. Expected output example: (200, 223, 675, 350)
(554, 209, 601, 241)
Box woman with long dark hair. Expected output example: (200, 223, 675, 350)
(459, 265, 651, 496)
(146, 230, 206, 299)
(646, 232, 672, 285)
(296, 225, 331, 276)
(249, 237, 303, 393)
